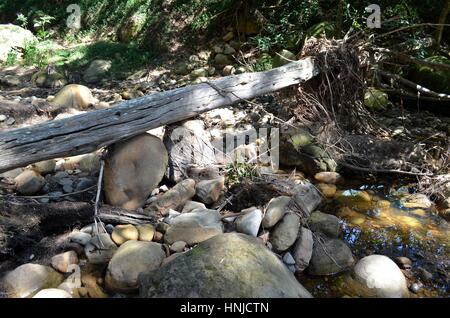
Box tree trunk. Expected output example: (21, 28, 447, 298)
(0, 58, 318, 173)
(434, 0, 450, 52)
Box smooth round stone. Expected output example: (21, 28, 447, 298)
(353, 255, 409, 298)
(105, 224, 115, 234)
(69, 232, 92, 246)
(316, 183, 337, 198)
(170, 241, 186, 253)
(136, 224, 155, 241)
(270, 212, 300, 253)
(111, 224, 139, 245)
(51, 251, 78, 273)
(262, 196, 290, 228)
(33, 288, 72, 298)
(410, 283, 421, 294)
(314, 172, 342, 184)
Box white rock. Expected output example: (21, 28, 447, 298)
(33, 288, 72, 298)
(353, 255, 410, 298)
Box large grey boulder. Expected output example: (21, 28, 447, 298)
(164, 209, 223, 245)
(353, 255, 409, 298)
(139, 233, 312, 298)
(105, 240, 165, 293)
(0, 263, 63, 298)
(307, 237, 354, 276)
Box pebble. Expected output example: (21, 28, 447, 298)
(418, 267, 433, 282)
(75, 178, 96, 191)
(410, 283, 421, 294)
(63, 184, 73, 193)
(111, 224, 139, 245)
(6, 117, 15, 125)
(0, 114, 6, 122)
(282, 252, 296, 265)
(156, 222, 170, 234)
(51, 251, 78, 273)
(136, 224, 155, 241)
(69, 232, 92, 246)
(170, 241, 186, 253)
(153, 231, 163, 242)
(395, 256, 412, 270)
(105, 224, 115, 234)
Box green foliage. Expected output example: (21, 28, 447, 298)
(16, 13, 28, 28)
(21, 40, 54, 67)
(251, 0, 321, 52)
(225, 161, 260, 186)
(4, 50, 19, 67)
(33, 12, 55, 40)
(250, 53, 273, 72)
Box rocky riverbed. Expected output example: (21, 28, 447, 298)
(0, 24, 449, 298)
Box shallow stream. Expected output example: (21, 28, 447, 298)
(298, 179, 449, 297)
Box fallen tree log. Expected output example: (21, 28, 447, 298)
(0, 200, 153, 259)
(0, 58, 318, 173)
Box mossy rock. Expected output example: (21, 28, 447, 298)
(408, 55, 450, 94)
(139, 233, 312, 297)
(364, 87, 389, 111)
(32, 70, 67, 89)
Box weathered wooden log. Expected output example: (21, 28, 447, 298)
(0, 58, 318, 173)
(0, 200, 153, 259)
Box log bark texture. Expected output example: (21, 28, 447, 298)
(0, 201, 153, 259)
(0, 59, 318, 173)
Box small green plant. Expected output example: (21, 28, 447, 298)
(21, 40, 54, 67)
(4, 50, 18, 66)
(250, 53, 273, 72)
(33, 14, 55, 40)
(16, 13, 28, 28)
(225, 161, 260, 186)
